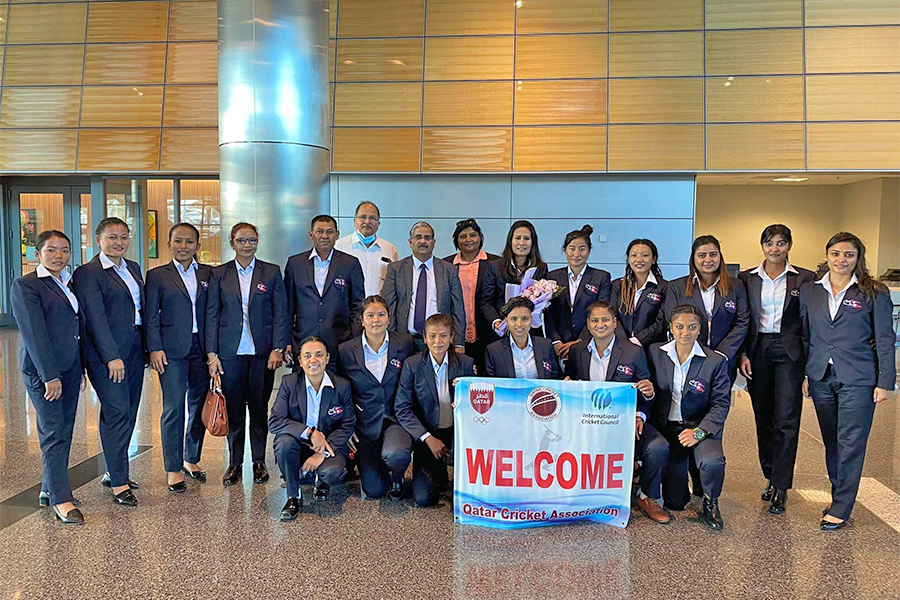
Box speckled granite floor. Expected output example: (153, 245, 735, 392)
(1, 329, 898, 600)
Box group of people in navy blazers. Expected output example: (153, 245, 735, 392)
(12, 199, 895, 531)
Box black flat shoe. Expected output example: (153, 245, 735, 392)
(39, 491, 81, 508)
(252, 462, 269, 485)
(761, 481, 775, 502)
(701, 497, 724, 530)
(101, 473, 139, 489)
(768, 489, 787, 514)
(387, 482, 405, 501)
(113, 489, 138, 507)
(820, 518, 847, 531)
(53, 505, 85, 525)
(280, 497, 302, 521)
(223, 465, 241, 487)
(182, 468, 207, 482)
(314, 482, 330, 501)
(168, 481, 187, 493)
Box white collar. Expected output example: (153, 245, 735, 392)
(99, 253, 126, 270)
(36, 264, 71, 285)
(310, 249, 334, 263)
(751, 261, 797, 280)
(305, 371, 334, 395)
(413, 255, 434, 270)
(692, 274, 720, 290)
(173, 259, 198, 273)
(430, 351, 449, 371)
(589, 336, 614, 358)
(816, 272, 858, 294)
(510, 334, 533, 352)
(661, 339, 706, 365)
(567, 266, 586, 281)
(235, 257, 256, 273)
(637, 271, 658, 291)
(362, 332, 389, 354)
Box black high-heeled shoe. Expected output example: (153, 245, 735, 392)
(168, 480, 187, 493)
(53, 505, 85, 525)
(182, 467, 207, 482)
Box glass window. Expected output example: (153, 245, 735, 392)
(180, 180, 221, 266)
(19, 193, 65, 275)
(147, 180, 175, 270)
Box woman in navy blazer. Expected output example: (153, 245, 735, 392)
(338, 295, 417, 500)
(611, 239, 668, 348)
(800, 232, 896, 530)
(664, 235, 749, 383)
(546, 225, 611, 359)
(73, 217, 146, 507)
(206, 222, 290, 487)
(145, 223, 212, 493)
(11, 231, 85, 524)
(481, 220, 548, 342)
(485, 297, 560, 379)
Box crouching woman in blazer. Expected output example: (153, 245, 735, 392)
(485, 297, 560, 380)
(644, 304, 732, 530)
(801, 232, 896, 531)
(11, 231, 85, 524)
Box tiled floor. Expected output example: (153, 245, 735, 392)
(1, 327, 898, 600)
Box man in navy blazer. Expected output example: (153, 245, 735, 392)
(284, 215, 365, 366)
(485, 335, 560, 379)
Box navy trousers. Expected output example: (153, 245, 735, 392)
(638, 421, 669, 501)
(24, 364, 81, 505)
(809, 365, 877, 521)
(411, 426, 453, 507)
(220, 355, 274, 466)
(86, 328, 144, 488)
(159, 334, 209, 472)
(273, 434, 347, 498)
(357, 420, 413, 498)
(645, 421, 726, 508)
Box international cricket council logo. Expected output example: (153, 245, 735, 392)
(591, 389, 613, 411)
(527, 387, 561, 422)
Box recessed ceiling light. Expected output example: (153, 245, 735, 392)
(772, 177, 809, 182)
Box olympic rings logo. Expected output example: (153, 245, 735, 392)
(472, 416, 490, 425)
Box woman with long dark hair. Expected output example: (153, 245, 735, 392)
(801, 232, 895, 530)
(611, 238, 667, 348)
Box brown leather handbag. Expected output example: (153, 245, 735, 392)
(201, 375, 228, 437)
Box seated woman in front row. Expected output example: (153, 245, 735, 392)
(485, 297, 560, 380)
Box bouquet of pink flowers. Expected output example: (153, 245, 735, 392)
(497, 270, 566, 335)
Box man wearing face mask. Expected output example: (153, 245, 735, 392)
(335, 202, 400, 296)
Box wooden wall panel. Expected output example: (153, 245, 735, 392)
(78, 129, 161, 171)
(169, 0, 217, 41)
(423, 127, 511, 171)
(515, 35, 607, 79)
(0, 130, 78, 171)
(0, 87, 81, 128)
(84, 44, 167, 84)
(329, 0, 336, 38)
(166, 42, 218, 84)
(334, 83, 422, 126)
(81, 86, 165, 127)
(7, 3, 87, 44)
(608, 125, 703, 171)
(807, 75, 900, 121)
(338, 0, 424, 38)
(805, 0, 900, 26)
(609, 78, 703, 124)
(515, 80, 607, 125)
(336, 38, 424, 82)
(516, 0, 608, 34)
(426, 0, 515, 35)
(3, 45, 85, 86)
(707, 124, 805, 170)
(706, 76, 804, 122)
(163, 85, 219, 127)
(513, 126, 606, 172)
(161, 128, 219, 171)
(808, 123, 900, 170)
(806, 27, 900, 73)
(332, 128, 421, 171)
(424, 37, 514, 81)
(424, 82, 512, 126)
(609, 0, 703, 32)
(706, 30, 803, 75)
(87, 1, 169, 42)
(705, 0, 802, 29)
(609, 32, 703, 77)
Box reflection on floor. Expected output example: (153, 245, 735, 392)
(1, 328, 898, 600)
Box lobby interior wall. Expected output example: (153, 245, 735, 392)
(330, 174, 695, 280)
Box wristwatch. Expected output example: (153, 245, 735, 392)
(693, 427, 707, 442)
(307, 426, 317, 438)
(273, 348, 284, 354)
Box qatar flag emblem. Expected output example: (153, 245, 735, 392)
(470, 383, 494, 415)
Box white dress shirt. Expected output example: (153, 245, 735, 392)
(421, 352, 453, 439)
(36, 264, 79, 313)
(567, 266, 584, 308)
(310, 249, 333, 297)
(236, 258, 256, 356)
(99, 253, 141, 325)
(661, 339, 706, 422)
(510, 335, 538, 379)
(817, 272, 859, 365)
(408, 256, 438, 335)
(362, 332, 389, 382)
(588, 337, 614, 382)
(335, 232, 399, 296)
(302, 372, 334, 439)
(633, 272, 658, 310)
(693, 274, 719, 318)
(752, 262, 797, 334)
(173, 259, 199, 333)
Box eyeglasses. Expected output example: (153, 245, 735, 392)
(356, 215, 380, 222)
(412, 235, 434, 242)
(234, 238, 258, 246)
(456, 218, 476, 228)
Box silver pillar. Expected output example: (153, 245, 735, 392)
(218, 0, 330, 264)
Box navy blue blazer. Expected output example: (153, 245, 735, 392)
(73, 255, 145, 364)
(610, 276, 668, 347)
(11, 272, 84, 382)
(267, 371, 356, 457)
(738, 265, 815, 363)
(664, 276, 749, 363)
(204, 259, 290, 359)
(337, 332, 417, 441)
(545, 266, 612, 344)
(566, 336, 653, 416)
(647, 342, 732, 437)
(443, 252, 500, 344)
(284, 249, 365, 353)
(484, 335, 560, 380)
(395, 351, 477, 440)
(145, 262, 213, 359)
(800, 281, 896, 390)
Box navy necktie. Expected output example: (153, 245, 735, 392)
(414, 263, 428, 334)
